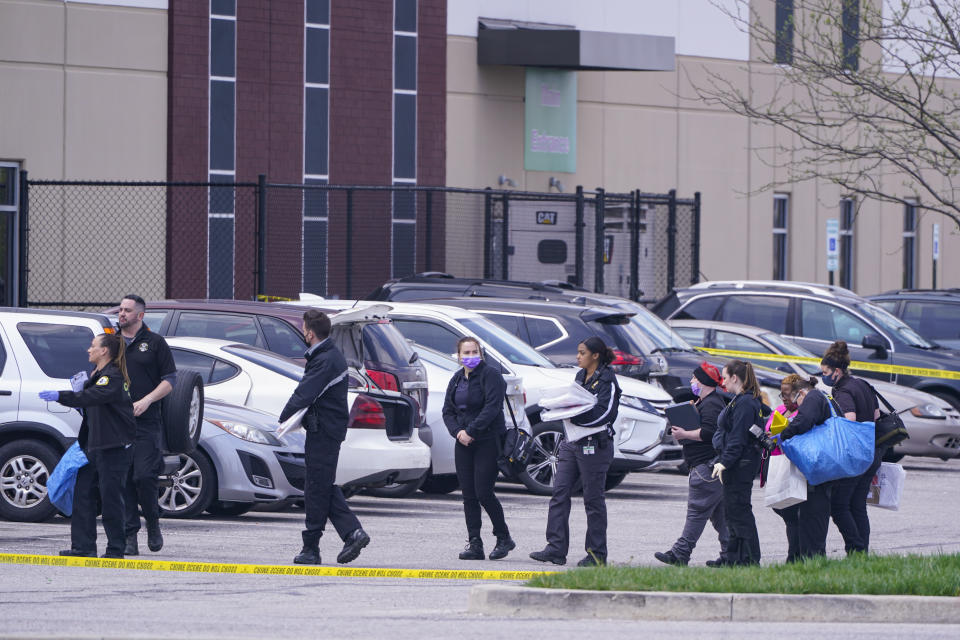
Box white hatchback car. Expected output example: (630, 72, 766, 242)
(163, 337, 431, 492)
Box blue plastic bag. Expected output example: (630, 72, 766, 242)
(47, 442, 88, 516)
(780, 396, 875, 486)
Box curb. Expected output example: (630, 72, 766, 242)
(468, 583, 960, 623)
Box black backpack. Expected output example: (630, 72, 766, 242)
(497, 400, 533, 477)
(868, 384, 910, 448)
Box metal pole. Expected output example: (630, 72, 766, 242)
(346, 188, 353, 298)
(691, 191, 701, 285)
(595, 188, 605, 293)
(667, 189, 677, 292)
(256, 174, 267, 299)
(829, 271, 835, 286)
(575, 185, 584, 288)
(933, 257, 937, 289)
(425, 190, 433, 272)
(483, 188, 492, 279)
(501, 194, 510, 280)
(630, 189, 640, 301)
(17, 170, 29, 307)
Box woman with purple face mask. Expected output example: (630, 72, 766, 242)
(441, 336, 514, 561)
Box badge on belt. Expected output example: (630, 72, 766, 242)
(582, 444, 595, 455)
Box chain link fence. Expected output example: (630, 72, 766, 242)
(18, 178, 699, 308)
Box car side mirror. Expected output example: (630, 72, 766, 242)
(862, 334, 888, 357)
(408, 351, 419, 364)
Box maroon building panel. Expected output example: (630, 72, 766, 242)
(416, 0, 446, 273)
(328, 0, 393, 298)
(166, 0, 209, 298)
(237, 0, 304, 300)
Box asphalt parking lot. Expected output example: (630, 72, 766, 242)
(3, 458, 960, 639)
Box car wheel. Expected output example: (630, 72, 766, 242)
(364, 472, 427, 498)
(158, 450, 216, 518)
(518, 421, 565, 495)
(0, 440, 59, 522)
(419, 474, 459, 494)
(206, 500, 254, 517)
(604, 472, 627, 492)
(162, 370, 204, 454)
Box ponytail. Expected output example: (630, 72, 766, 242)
(821, 340, 851, 372)
(580, 337, 615, 367)
(725, 359, 761, 399)
(98, 333, 130, 387)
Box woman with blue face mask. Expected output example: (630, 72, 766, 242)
(442, 336, 513, 561)
(820, 340, 881, 555)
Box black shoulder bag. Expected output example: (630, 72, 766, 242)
(498, 399, 533, 477)
(868, 384, 910, 448)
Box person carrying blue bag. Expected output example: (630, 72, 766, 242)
(39, 332, 136, 558)
(778, 375, 874, 559)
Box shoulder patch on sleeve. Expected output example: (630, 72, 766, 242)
(96, 376, 110, 386)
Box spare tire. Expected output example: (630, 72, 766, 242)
(162, 371, 203, 454)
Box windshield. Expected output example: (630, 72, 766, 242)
(856, 302, 933, 348)
(362, 322, 416, 368)
(609, 301, 694, 351)
(458, 317, 557, 368)
(588, 318, 650, 356)
(759, 332, 821, 375)
(223, 344, 304, 381)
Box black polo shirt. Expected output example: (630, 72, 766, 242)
(123, 323, 177, 423)
(832, 374, 878, 422)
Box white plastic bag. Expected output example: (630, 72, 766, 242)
(538, 383, 597, 421)
(763, 454, 807, 509)
(276, 407, 308, 438)
(867, 462, 905, 510)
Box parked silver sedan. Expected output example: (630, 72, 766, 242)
(668, 319, 960, 462)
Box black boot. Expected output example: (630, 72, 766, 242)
(294, 546, 321, 564)
(488, 536, 516, 560)
(124, 535, 139, 556)
(146, 521, 163, 552)
(458, 537, 484, 560)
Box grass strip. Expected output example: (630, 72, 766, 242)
(527, 553, 960, 597)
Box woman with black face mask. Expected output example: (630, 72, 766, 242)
(820, 340, 881, 554)
(766, 376, 802, 563)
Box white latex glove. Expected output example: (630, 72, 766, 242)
(712, 462, 726, 483)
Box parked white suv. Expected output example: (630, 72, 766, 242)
(0, 309, 202, 522)
(294, 298, 681, 494)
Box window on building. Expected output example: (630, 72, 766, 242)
(842, 0, 859, 71)
(392, 0, 417, 278)
(839, 198, 855, 290)
(209, 0, 237, 299)
(775, 0, 794, 65)
(303, 0, 330, 295)
(903, 200, 918, 289)
(773, 194, 789, 281)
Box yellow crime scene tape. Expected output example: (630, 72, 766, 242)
(0, 553, 551, 581)
(697, 347, 960, 381)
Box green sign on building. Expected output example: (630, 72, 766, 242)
(524, 68, 577, 173)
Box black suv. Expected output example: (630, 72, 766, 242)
(868, 290, 960, 351)
(421, 297, 660, 380)
(363, 274, 778, 401)
(652, 281, 960, 409)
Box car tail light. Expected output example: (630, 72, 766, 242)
(610, 350, 644, 366)
(366, 369, 399, 391)
(348, 395, 386, 429)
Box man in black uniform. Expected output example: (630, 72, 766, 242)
(117, 294, 177, 555)
(654, 363, 730, 566)
(279, 309, 370, 565)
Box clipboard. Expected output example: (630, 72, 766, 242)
(664, 402, 700, 430)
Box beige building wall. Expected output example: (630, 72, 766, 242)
(0, 0, 167, 303)
(446, 34, 960, 297)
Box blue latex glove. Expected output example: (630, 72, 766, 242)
(39, 390, 60, 402)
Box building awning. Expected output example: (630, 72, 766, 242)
(477, 19, 675, 72)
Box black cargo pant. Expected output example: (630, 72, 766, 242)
(721, 455, 762, 565)
(124, 419, 163, 537)
(774, 503, 800, 563)
(302, 429, 361, 548)
(797, 481, 832, 558)
(833, 449, 883, 554)
(454, 435, 509, 540)
(73, 446, 133, 555)
(544, 435, 614, 560)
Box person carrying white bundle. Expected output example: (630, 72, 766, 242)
(530, 337, 621, 567)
